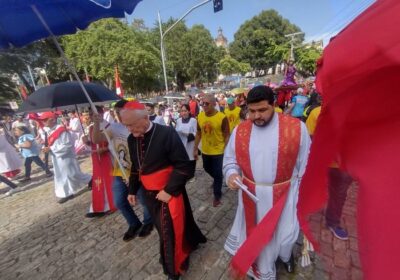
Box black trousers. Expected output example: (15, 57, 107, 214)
(202, 154, 223, 200)
(24, 156, 51, 178)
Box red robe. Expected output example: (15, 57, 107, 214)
(89, 126, 115, 212)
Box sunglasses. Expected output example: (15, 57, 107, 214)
(201, 102, 210, 107)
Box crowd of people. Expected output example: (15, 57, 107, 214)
(0, 78, 352, 280)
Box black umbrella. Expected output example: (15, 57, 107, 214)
(0, 105, 15, 116)
(18, 81, 121, 113)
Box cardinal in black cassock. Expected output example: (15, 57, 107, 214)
(121, 101, 207, 280)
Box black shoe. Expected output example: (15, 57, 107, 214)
(167, 276, 180, 280)
(57, 197, 69, 204)
(57, 195, 74, 204)
(123, 223, 142, 242)
(88, 179, 92, 190)
(45, 172, 53, 177)
(19, 177, 31, 182)
(282, 253, 295, 273)
(85, 212, 106, 218)
(138, 223, 154, 238)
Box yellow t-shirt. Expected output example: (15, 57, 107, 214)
(224, 106, 241, 133)
(274, 107, 283, 113)
(305, 106, 321, 136)
(305, 106, 338, 168)
(198, 111, 226, 155)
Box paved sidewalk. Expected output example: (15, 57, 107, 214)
(0, 157, 360, 279)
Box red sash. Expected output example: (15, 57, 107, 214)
(140, 166, 189, 274)
(231, 114, 301, 277)
(47, 126, 67, 147)
(140, 166, 173, 191)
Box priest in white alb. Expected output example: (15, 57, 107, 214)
(223, 86, 311, 280)
(40, 112, 92, 203)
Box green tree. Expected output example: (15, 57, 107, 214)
(0, 75, 19, 103)
(230, 10, 302, 74)
(150, 21, 220, 89)
(0, 38, 69, 101)
(180, 25, 220, 85)
(239, 62, 251, 74)
(219, 56, 250, 75)
(62, 18, 160, 93)
(150, 18, 189, 91)
(264, 40, 291, 63)
(295, 46, 321, 76)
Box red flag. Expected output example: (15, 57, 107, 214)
(19, 85, 28, 99)
(297, 1, 400, 279)
(115, 65, 124, 97)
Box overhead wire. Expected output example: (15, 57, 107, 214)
(307, 0, 374, 43)
(319, 0, 374, 41)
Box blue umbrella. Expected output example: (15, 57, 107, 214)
(0, 0, 142, 49)
(0, 0, 143, 181)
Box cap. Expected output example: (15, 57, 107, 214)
(227, 97, 235, 105)
(123, 101, 146, 110)
(38, 111, 57, 120)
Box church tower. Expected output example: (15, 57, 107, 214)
(215, 27, 228, 49)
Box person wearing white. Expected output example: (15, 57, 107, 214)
(68, 111, 84, 150)
(12, 115, 29, 130)
(0, 133, 23, 176)
(145, 103, 166, 126)
(40, 112, 91, 203)
(223, 86, 311, 280)
(103, 108, 115, 124)
(175, 104, 197, 177)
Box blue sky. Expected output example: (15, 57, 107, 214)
(130, 0, 375, 46)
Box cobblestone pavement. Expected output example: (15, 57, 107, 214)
(0, 157, 360, 280)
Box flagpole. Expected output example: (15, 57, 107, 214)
(31, 4, 129, 181)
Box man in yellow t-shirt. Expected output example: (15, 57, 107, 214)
(305, 105, 352, 240)
(224, 97, 241, 133)
(194, 94, 230, 207)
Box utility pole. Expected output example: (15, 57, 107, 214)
(27, 65, 37, 90)
(284, 32, 304, 61)
(158, 0, 222, 94)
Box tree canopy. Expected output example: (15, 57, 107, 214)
(62, 18, 160, 93)
(230, 10, 303, 73)
(219, 56, 251, 76)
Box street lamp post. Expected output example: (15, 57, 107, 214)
(158, 0, 213, 94)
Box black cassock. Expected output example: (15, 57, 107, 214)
(128, 123, 206, 278)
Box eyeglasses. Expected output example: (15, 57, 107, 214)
(201, 102, 210, 107)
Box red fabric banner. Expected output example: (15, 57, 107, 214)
(297, 1, 400, 279)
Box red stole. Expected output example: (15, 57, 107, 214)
(89, 126, 116, 212)
(47, 126, 67, 147)
(231, 114, 301, 277)
(141, 166, 189, 275)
